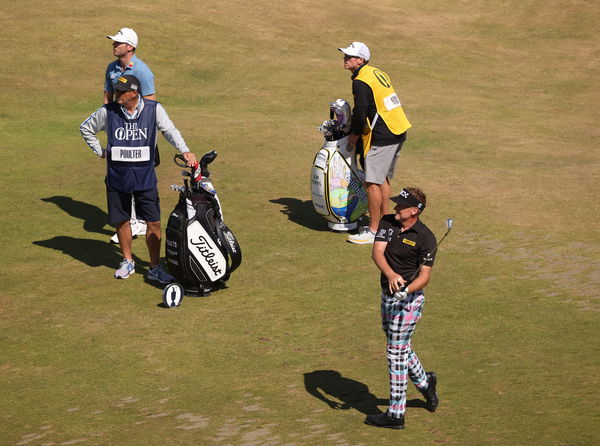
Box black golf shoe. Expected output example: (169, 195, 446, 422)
(420, 371, 439, 412)
(364, 412, 405, 430)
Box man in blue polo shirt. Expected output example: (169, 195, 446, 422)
(105, 28, 156, 242)
(81, 75, 197, 282)
(104, 28, 155, 103)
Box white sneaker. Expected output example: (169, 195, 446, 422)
(115, 259, 135, 279)
(347, 227, 375, 244)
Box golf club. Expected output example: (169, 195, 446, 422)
(170, 185, 186, 192)
(398, 218, 453, 294)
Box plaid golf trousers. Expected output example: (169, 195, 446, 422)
(381, 291, 429, 418)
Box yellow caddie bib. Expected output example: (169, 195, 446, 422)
(354, 65, 412, 155)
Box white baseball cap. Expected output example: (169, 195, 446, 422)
(107, 28, 138, 48)
(338, 42, 370, 61)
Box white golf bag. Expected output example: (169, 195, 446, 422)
(311, 99, 368, 231)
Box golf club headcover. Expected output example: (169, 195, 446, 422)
(192, 161, 202, 183)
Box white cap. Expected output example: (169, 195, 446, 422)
(338, 42, 370, 61)
(107, 28, 138, 48)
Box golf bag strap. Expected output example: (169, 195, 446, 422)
(215, 220, 242, 273)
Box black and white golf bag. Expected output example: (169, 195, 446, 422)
(165, 151, 241, 297)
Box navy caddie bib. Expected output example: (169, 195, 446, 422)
(105, 100, 158, 193)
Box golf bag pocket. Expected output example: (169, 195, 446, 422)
(165, 198, 191, 286)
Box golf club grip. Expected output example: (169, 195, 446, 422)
(173, 154, 188, 167)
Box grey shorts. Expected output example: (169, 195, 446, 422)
(364, 142, 403, 184)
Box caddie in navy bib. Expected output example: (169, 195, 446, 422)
(105, 100, 158, 193)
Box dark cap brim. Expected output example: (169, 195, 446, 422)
(391, 189, 425, 210)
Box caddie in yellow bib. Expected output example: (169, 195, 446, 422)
(339, 41, 413, 244)
(354, 65, 412, 155)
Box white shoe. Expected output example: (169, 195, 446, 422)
(347, 227, 375, 244)
(114, 259, 135, 279)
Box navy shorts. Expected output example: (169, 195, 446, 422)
(107, 188, 161, 226)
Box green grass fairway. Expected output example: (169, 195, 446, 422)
(1, 1, 598, 444)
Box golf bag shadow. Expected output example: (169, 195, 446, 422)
(165, 151, 241, 296)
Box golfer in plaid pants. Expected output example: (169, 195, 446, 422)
(365, 187, 439, 430)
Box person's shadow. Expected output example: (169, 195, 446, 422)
(32, 236, 149, 274)
(303, 370, 430, 415)
(34, 196, 150, 275)
(41, 196, 113, 236)
(303, 370, 387, 415)
(269, 198, 329, 232)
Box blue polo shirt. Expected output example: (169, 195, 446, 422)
(104, 54, 155, 97)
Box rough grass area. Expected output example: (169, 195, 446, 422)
(0, 1, 598, 445)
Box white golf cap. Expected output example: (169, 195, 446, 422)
(107, 28, 138, 48)
(338, 42, 370, 60)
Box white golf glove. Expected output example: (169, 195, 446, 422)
(394, 286, 410, 302)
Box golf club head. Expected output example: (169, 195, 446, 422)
(446, 218, 453, 230)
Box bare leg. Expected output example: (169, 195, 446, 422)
(380, 178, 391, 218)
(145, 220, 162, 267)
(366, 182, 383, 233)
(116, 220, 133, 260)
(110, 198, 140, 244)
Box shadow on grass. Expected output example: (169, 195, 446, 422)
(406, 398, 429, 410)
(38, 196, 159, 274)
(41, 195, 112, 236)
(33, 236, 149, 275)
(304, 370, 387, 416)
(154, 284, 223, 308)
(304, 370, 431, 416)
(269, 198, 329, 232)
